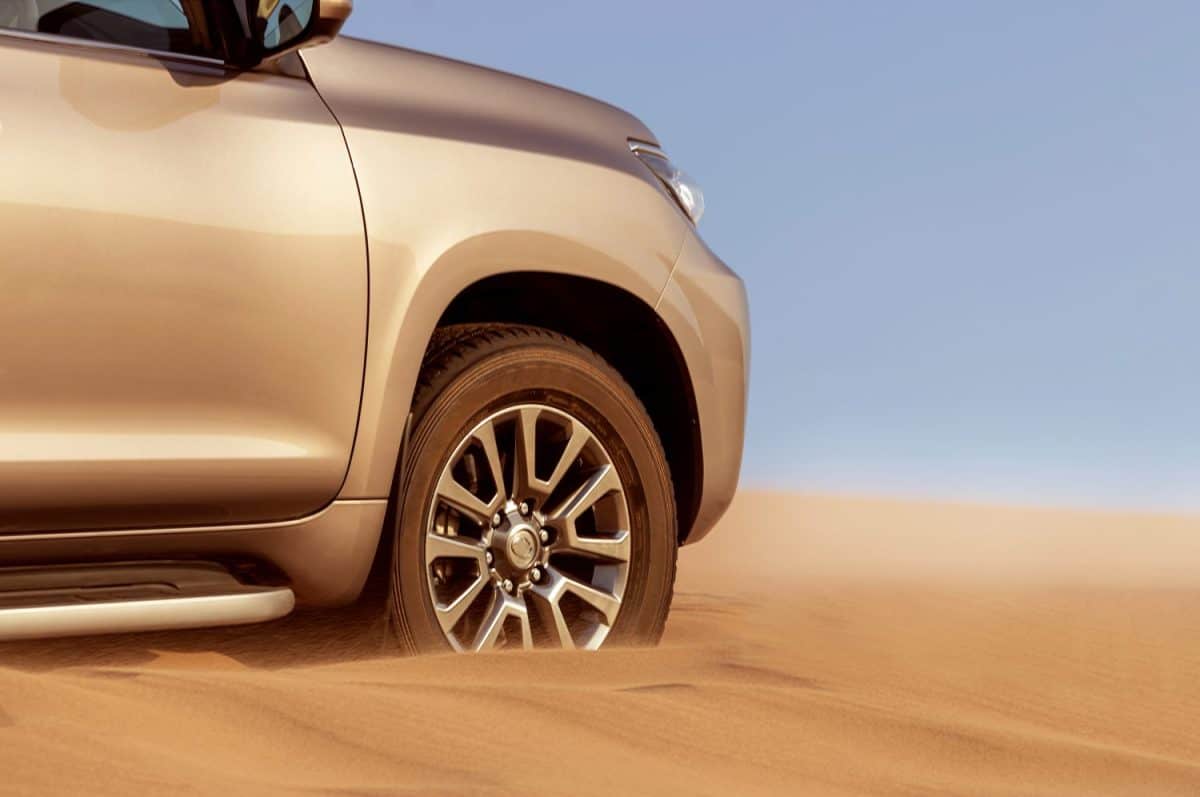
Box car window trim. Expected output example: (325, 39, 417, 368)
(0, 25, 226, 69)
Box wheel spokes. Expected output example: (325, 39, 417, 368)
(558, 570, 621, 625)
(471, 590, 533, 652)
(434, 573, 489, 631)
(560, 529, 631, 562)
(425, 531, 488, 566)
(528, 583, 575, 650)
(514, 407, 540, 499)
(425, 404, 631, 653)
(514, 408, 593, 501)
(471, 418, 509, 508)
(547, 464, 621, 524)
(544, 464, 629, 561)
(435, 470, 495, 526)
(426, 533, 491, 635)
(532, 566, 621, 629)
(434, 417, 510, 525)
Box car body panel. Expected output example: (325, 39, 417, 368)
(0, 32, 368, 533)
(0, 26, 748, 608)
(0, 498, 387, 606)
(300, 38, 691, 501)
(657, 232, 751, 543)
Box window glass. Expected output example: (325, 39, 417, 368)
(261, 0, 312, 50)
(0, 1, 214, 57)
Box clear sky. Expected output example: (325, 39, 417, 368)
(344, 2, 1200, 510)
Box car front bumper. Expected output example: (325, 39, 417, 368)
(657, 230, 750, 544)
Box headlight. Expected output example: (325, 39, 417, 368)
(629, 141, 706, 224)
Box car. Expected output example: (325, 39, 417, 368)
(0, 0, 749, 653)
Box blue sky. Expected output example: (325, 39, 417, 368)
(345, 2, 1200, 510)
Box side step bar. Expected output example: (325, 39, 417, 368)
(0, 561, 295, 641)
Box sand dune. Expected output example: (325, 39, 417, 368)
(4, 491, 1200, 795)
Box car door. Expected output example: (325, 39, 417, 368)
(0, 1, 367, 533)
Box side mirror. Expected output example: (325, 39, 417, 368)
(234, 0, 352, 68)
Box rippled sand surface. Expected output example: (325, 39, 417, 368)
(4, 491, 1200, 795)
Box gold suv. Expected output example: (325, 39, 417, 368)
(0, 1, 749, 652)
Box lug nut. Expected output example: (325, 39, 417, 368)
(485, 550, 494, 566)
(502, 579, 514, 594)
(491, 512, 503, 528)
(519, 501, 531, 517)
(530, 568, 542, 583)
(539, 528, 550, 543)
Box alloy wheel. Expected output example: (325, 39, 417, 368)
(423, 404, 631, 651)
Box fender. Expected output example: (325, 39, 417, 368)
(338, 228, 684, 501)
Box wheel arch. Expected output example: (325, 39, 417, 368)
(337, 225, 696, 554)
(433, 272, 703, 544)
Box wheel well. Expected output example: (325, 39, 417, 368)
(436, 272, 702, 543)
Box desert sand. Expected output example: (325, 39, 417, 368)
(3, 490, 1200, 795)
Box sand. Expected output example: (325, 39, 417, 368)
(3, 490, 1200, 795)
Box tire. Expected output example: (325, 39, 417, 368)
(388, 323, 677, 653)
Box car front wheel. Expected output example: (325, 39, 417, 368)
(389, 324, 677, 653)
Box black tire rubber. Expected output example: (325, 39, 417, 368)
(388, 323, 677, 653)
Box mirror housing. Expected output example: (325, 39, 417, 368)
(229, 0, 352, 69)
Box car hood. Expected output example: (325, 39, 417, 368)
(301, 37, 659, 165)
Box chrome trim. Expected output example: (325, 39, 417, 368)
(0, 588, 295, 641)
(628, 139, 668, 159)
(0, 27, 226, 69)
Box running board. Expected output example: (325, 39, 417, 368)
(0, 561, 295, 641)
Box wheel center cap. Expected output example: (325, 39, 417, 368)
(505, 526, 539, 570)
